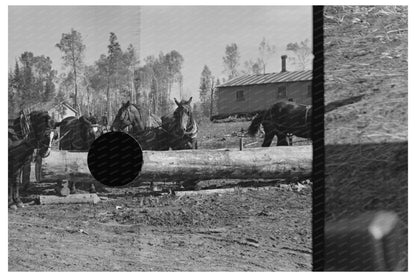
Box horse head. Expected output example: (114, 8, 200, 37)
(112, 101, 145, 133)
(79, 116, 97, 148)
(28, 111, 55, 158)
(173, 97, 193, 137)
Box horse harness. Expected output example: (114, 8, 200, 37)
(12, 110, 54, 157)
(183, 119, 198, 139)
(173, 105, 198, 140)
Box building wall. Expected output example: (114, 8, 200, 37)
(49, 105, 77, 122)
(216, 81, 311, 115)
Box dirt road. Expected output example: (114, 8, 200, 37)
(9, 182, 311, 271)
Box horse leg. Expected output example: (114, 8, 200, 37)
(69, 180, 77, 194)
(11, 172, 24, 208)
(276, 133, 289, 146)
(262, 131, 274, 147)
(185, 139, 195, 150)
(21, 157, 31, 191)
(89, 182, 97, 193)
(287, 134, 294, 146)
(8, 176, 14, 207)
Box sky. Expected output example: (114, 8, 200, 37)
(8, 6, 312, 101)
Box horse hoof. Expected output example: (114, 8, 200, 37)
(16, 202, 25, 208)
(9, 204, 18, 210)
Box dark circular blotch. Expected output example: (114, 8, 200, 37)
(87, 132, 143, 187)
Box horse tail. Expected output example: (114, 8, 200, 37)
(248, 111, 265, 137)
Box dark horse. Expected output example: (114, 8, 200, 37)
(55, 116, 98, 151)
(112, 99, 198, 150)
(161, 97, 198, 150)
(9, 114, 34, 190)
(248, 101, 311, 146)
(8, 111, 55, 208)
(112, 101, 146, 135)
(54, 116, 99, 193)
(111, 101, 162, 150)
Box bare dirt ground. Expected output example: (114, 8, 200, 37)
(324, 6, 407, 268)
(9, 121, 312, 271)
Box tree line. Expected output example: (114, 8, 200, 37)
(8, 28, 312, 123)
(8, 29, 184, 124)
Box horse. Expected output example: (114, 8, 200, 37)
(111, 101, 145, 134)
(9, 112, 55, 190)
(9, 114, 33, 190)
(162, 97, 198, 150)
(111, 101, 159, 149)
(112, 99, 198, 150)
(248, 101, 311, 147)
(55, 116, 99, 150)
(54, 116, 100, 193)
(8, 111, 55, 208)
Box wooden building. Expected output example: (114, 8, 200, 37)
(9, 101, 79, 127)
(48, 101, 79, 122)
(213, 55, 312, 120)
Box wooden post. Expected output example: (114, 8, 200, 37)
(239, 128, 244, 151)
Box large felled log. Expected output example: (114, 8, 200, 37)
(37, 146, 312, 183)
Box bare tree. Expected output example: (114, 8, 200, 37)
(286, 39, 313, 70)
(223, 43, 241, 80)
(258, 37, 277, 74)
(56, 29, 86, 110)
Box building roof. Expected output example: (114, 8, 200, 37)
(9, 101, 79, 120)
(217, 70, 312, 88)
(55, 102, 79, 114)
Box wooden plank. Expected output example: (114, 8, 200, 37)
(39, 193, 101, 205)
(37, 146, 312, 183)
(175, 186, 280, 197)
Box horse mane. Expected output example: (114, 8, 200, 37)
(130, 103, 143, 119)
(28, 110, 50, 122)
(121, 102, 143, 121)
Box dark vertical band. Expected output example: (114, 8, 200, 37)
(312, 5, 325, 271)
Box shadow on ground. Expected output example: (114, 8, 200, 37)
(324, 95, 366, 114)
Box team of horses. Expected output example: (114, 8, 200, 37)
(8, 99, 311, 208)
(111, 97, 198, 150)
